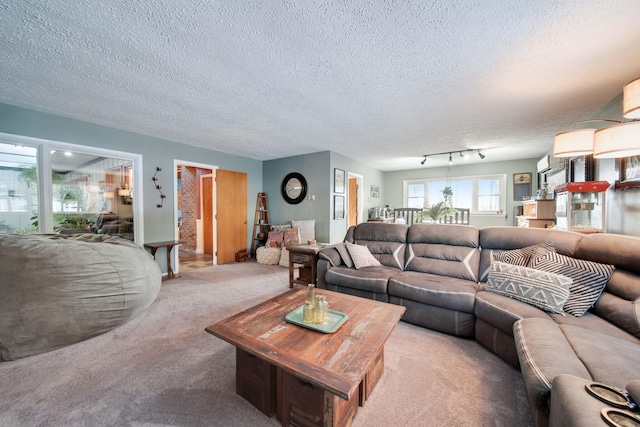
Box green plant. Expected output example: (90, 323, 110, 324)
(53, 213, 96, 232)
(418, 186, 457, 222)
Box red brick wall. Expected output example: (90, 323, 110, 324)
(180, 166, 198, 251)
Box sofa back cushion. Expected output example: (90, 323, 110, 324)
(479, 227, 584, 282)
(347, 222, 408, 270)
(575, 233, 640, 339)
(405, 223, 480, 282)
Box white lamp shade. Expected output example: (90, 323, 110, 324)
(118, 188, 131, 197)
(623, 77, 640, 119)
(593, 122, 640, 158)
(103, 191, 115, 199)
(553, 129, 595, 157)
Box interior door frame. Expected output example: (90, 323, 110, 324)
(173, 159, 219, 272)
(348, 172, 364, 226)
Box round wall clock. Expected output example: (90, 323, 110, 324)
(281, 172, 307, 204)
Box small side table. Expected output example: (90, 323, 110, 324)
(287, 244, 326, 288)
(144, 240, 184, 280)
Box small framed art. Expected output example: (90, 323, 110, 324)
(334, 168, 345, 194)
(334, 195, 345, 219)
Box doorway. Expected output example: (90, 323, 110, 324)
(174, 161, 248, 272)
(175, 161, 215, 273)
(348, 173, 363, 228)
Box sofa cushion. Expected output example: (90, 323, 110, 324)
(530, 251, 615, 317)
(324, 265, 397, 294)
(552, 311, 640, 345)
(350, 223, 408, 270)
(558, 323, 640, 389)
(346, 242, 381, 269)
(592, 270, 640, 340)
(486, 262, 571, 314)
(405, 223, 480, 282)
(388, 271, 477, 314)
(475, 289, 551, 337)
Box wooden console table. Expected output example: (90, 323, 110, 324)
(144, 240, 184, 280)
(287, 244, 326, 288)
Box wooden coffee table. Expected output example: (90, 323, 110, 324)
(205, 288, 405, 427)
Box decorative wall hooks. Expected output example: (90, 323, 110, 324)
(152, 166, 167, 208)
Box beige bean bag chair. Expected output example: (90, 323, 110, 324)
(0, 234, 161, 361)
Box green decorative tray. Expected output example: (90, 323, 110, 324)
(285, 305, 348, 334)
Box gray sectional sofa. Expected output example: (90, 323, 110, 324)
(317, 222, 640, 426)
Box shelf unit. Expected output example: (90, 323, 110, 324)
(251, 192, 270, 257)
(517, 199, 556, 229)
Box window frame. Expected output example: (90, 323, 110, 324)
(403, 173, 507, 216)
(0, 132, 144, 244)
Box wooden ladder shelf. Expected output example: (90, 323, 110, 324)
(251, 192, 270, 257)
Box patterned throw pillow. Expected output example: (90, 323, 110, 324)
(486, 262, 572, 314)
(282, 226, 300, 247)
(266, 230, 283, 248)
(479, 241, 556, 281)
(529, 252, 615, 317)
(492, 241, 555, 266)
(345, 242, 381, 269)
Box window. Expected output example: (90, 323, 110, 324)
(0, 133, 143, 242)
(403, 174, 506, 215)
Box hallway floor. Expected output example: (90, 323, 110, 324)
(179, 249, 213, 272)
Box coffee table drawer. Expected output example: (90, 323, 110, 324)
(280, 369, 358, 427)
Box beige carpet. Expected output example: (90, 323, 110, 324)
(0, 261, 533, 426)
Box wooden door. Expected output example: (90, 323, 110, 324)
(348, 177, 358, 227)
(216, 169, 248, 264)
(202, 175, 214, 255)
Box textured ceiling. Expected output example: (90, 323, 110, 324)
(2, 1, 640, 171)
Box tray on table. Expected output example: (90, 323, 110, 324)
(285, 305, 348, 333)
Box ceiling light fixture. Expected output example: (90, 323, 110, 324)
(419, 149, 484, 166)
(553, 120, 621, 157)
(623, 76, 640, 119)
(554, 77, 640, 159)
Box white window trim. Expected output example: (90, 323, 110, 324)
(403, 173, 507, 216)
(0, 132, 144, 244)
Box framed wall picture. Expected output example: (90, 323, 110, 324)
(615, 155, 640, 191)
(334, 168, 345, 194)
(370, 185, 379, 198)
(334, 195, 345, 219)
(513, 172, 532, 201)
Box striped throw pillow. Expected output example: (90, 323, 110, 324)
(529, 252, 615, 317)
(486, 262, 572, 314)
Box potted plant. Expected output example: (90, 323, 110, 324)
(416, 186, 457, 223)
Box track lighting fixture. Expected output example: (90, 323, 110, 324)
(419, 149, 485, 166)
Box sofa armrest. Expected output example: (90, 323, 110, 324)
(318, 247, 343, 268)
(317, 247, 344, 290)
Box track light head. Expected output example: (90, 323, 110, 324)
(478, 150, 485, 159)
(448, 153, 453, 165)
(420, 156, 427, 165)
